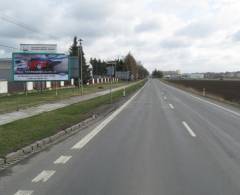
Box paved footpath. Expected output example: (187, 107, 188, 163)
(0, 83, 133, 126)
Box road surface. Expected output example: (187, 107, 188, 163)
(1, 79, 240, 195)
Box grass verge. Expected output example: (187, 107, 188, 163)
(162, 79, 240, 109)
(0, 81, 127, 114)
(0, 80, 145, 157)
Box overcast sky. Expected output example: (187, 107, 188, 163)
(1, 0, 240, 73)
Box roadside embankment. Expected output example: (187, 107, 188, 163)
(163, 79, 240, 107)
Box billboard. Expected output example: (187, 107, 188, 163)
(12, 53, 69, 81)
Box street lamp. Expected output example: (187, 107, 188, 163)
(78, 39, 83, 95)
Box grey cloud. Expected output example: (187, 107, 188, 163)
(0, 0, 240, 73)
(176, 21, 216, 38)
(160, 39, 191, 49)
(65, 0, 112, 20)
(135, 21, 160, 33)
(232, 30, 240, 42)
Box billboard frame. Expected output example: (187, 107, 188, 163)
(12, 52, 70, 82)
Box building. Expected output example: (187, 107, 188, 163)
(20, 44, 57, 53)
(116, 71, 130, 80)
(0, 58, 26, 93)
(235, 72, 240, 78)
(181, 73, 204, 79)
(0, 58, 11, 80)
(163, 70, 181, 79)
(189, 73, 204, 79)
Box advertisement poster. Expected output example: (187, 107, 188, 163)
(13, 53, 69, 81)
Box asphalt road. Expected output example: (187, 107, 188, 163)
(1, 79, 240, 195)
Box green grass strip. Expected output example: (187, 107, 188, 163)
(0, 82, 127, 114)
(0, 80, 145, 157)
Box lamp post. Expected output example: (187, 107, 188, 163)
(78, 39, 83, 96)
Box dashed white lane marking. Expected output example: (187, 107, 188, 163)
(72, 85, 144, 150)
(169, 104, 174, 109)
(32, 170, 56, 183)
(54, 155, 72, 164)
(14, 191, 33, 195)
(182, 121, 196, 137)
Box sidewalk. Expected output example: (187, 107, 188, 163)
(0, 83, 133, 126)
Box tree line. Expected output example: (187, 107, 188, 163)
(69, 36, 149, 83)
(90, 53, 149, 80)
(152, 69, 163, 78)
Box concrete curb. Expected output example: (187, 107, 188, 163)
(1, 114, 97, 169)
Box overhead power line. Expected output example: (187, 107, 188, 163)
(0, 13, 59, 40)
(0, 15, 38, 34)
(0, 43, 18, 50)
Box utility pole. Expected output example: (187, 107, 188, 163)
(110, 63, 113, 104)
(78, 39, 83, 95)
(107, 61, 117, 104)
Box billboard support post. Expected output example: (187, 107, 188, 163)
(78, 78, 80, 95)
(25, 82, 28, 96)
(55, 81, 58, 96)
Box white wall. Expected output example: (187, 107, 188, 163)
(71, 78, 74, 85)
(0, 81, 8, 94)
(27, 82, 33, 91)
(46, 81, 51, 88)
(60, 81, 64, 87)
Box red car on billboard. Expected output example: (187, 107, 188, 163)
(28, 58, 49, 71)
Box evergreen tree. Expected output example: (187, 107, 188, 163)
(69, 36, 91, 84)
(80, 45, 91, 84)
(69, 36, 78, 56)
(90, 58, 107, 76)
(115, 59, 125, 71)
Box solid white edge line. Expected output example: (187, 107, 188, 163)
(32, 170, 56, 183)
(54, 155, 72, 164)
(14, 191, 34, 195)
(160, 81, 240, 118)
(71, 84, 145, 150)
(169, 104, 174, 109)
(182, 121, 196, 137)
